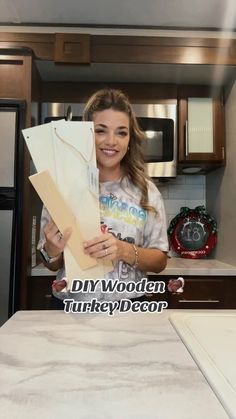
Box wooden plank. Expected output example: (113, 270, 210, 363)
(29, 170, 97, 270)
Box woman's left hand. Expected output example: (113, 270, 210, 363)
(83, 233, 123, 262)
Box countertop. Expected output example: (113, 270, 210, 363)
(31, 258, 236, 277)
(154, 257, 236, 276)
(0, 310, 229, 419)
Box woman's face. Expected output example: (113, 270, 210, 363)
(93, 109, 130, 180)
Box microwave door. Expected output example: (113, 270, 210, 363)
(137, 117, 176, 178)
(142, 131, 164, 162)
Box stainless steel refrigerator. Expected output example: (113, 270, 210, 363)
(0, 99, 25, 326)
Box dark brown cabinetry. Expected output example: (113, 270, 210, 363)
(28, 276, 56, 310)
(147, 275, 236, 309)
(54, 33, 90, 64)
(178, 86, 225, 173)
(28, 275, 236, 310)
(167, 276, 225, 309)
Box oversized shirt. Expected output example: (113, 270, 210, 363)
(38, 177, 169, 301)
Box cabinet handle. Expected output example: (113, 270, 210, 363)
(185, 120, 189, 156)
(178, 299, 220, 303)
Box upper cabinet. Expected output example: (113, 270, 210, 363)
(178, 86, 225, 173)
(54, 33, 91, 64)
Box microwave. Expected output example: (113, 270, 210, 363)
(132, 101, 177, 178)
(41, 100, 177, 178)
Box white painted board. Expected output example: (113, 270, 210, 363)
(23, 120, 111, 288)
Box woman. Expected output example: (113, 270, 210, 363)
(39, 88, 172, 304)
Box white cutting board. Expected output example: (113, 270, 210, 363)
(169, 311, 236, 419)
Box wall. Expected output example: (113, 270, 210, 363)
(156, 175, 206, 226)
(206, 81, 236, 265)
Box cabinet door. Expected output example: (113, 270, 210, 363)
(145, 276, 169, 304)
(224, 277, 236, 309)
(178, 86, 225, 169)
(28, 276, 56, 310)
(54, 33, 90, 64)
(168, 276, 225, 309)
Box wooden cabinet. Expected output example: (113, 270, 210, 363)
(224, 277, 236, 309)
(167, 276, 225, 309)
(147, 275, 236, 309)
(28, 274, 236, 310)
(143, 277, 169, 303)
(178, 85, 225, 173)
(28, 276, 56, 310)
(54, 33, 90, 64)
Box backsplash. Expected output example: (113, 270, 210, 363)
(154, 175, 206, 227)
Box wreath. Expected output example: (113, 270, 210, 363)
(167, 206, 217, 259)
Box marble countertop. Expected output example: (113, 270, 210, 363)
(31, 258, 236, 277)
(0, 310, 229, 419)
(153, 257, 236, 276)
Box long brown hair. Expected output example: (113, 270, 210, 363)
(83, 88, 155, 213)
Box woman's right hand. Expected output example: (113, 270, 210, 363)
(43, 220, 72, 258)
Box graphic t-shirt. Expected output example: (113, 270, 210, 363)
(38, 177, 169, 301)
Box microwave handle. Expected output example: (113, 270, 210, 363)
(185, 120, 189, 156)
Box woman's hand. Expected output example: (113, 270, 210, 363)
(83, 233, 124, 262)
(43, 220, 72, 258)
(83, 233, 167, 273)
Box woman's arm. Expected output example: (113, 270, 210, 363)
(119, 242, 167, 273)
(83, 233, 167, 273)
(40, 252, 63, 272)
(40, 220, 71, 271)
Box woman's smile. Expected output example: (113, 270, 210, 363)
(100, 148, 118, 157)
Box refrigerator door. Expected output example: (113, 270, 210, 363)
(0, 100, 25, 326)
(0, 210, 13, 325)
(0, 110, 16, 187)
